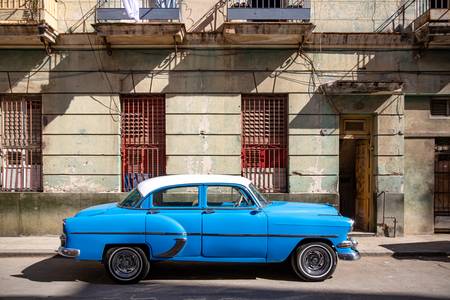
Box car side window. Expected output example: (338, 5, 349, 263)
(152, 186, 199, 207)
(207, 186, 254, 208)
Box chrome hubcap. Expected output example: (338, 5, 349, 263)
(300, 246, 332, 277)
(111, 249, 141, 279)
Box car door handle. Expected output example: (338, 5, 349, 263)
(202, 209, 215, 214)
(147, 210, 160, 214)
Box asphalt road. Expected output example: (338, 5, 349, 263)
(0, 255, 449, 299)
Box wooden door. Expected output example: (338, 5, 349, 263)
(354, 139, 371, 231)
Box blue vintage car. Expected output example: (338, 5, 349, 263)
(59, 175, 359, 283)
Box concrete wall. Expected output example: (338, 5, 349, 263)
(0, 47, 449, 235)
(42, 94, 121, 192)
(165, 94, 241, 175)
(404, 96, 450, 234)
(0, 193, 126, 236)
(288, 94, 339, 204)
(404, 138, 434, 234)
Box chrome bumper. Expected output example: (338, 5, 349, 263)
(338, 249, 361, 261)
(337, 237, 360, 261)
(57, 246, 80, 258)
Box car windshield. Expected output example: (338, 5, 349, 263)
(249, 183, 271, 206)
(119, 189, 142, 208)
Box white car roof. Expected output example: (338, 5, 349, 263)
(137, 174, 252, 196)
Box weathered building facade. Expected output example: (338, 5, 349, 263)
(0, 0, 449, 236)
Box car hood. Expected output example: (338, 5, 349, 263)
(263, 201, 339, 216)
(75, 202, 119, 217)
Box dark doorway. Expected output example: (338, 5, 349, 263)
(339, 139, 357, 221)
(339, 116, 373, 232)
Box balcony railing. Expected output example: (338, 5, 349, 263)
(0, 0, 58, 29)
(376, 0, 449, 32)
(227, 0, 311, 21)
(96, 0, 179, 22)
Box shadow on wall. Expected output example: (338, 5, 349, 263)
(159, 48, 300, 94)
(0, 50, 49, 96)
(187, 0, 228, 32)
(10, 255, 447, 299)
(40, 48, 173, 126)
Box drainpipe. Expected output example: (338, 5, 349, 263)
(377, 191, 397, 237)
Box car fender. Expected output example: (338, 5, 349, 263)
(145, 213, 188, 258)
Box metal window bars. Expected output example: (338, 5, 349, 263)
(0, 95, 42, 192)
(435, 138, 450, 218)
(96, 0, 179, 21)
(120, 95, 166, 192)
(99, 0, 178, 9)
(241, 94, 288, 193)
(228, 0, 306, 8)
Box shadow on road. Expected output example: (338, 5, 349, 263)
(14, 255, 298, 283)
(9, 255, 449, 299)
(380, 241, 450, 262)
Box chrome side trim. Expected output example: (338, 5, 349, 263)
(155, 238, 187, 258)
(338, 249, 361, 261)
(70, 232, 338, 238)
(58, 246, 80, 258)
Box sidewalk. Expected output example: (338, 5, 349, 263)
(0, 235, 449, 257)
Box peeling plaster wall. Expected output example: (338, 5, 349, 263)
(0, 47, 448, 235)
(404, 96, 450, 234)
(165, 94, 241, 176)
(288, 94, 339, 202)
(42, 94, 121, 192)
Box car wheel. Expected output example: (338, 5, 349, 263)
(291, 242, 337, 282)
(105, 247, 150, 284)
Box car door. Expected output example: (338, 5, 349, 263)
(201, 184, 268, 259)
(145, 185, 202, 259)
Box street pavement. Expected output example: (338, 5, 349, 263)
(0, 255, 449, 299)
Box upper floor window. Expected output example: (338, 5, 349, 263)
(152, 186, 199, 207)
(430, 0, 449, 9)
(430, 98, 450, 116)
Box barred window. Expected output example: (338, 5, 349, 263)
(430, 98, 450, 116)
(0, 95, 42, 192)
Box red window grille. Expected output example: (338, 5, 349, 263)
(121, 95, 166, 192)
(0, 95, 42, 192)
(241, 94, 288, 193)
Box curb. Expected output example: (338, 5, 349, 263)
(0, 250, 57, 258)
(360, 251, 450, 258)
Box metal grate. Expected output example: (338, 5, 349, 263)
(430, 98, 450, 116)
(0, 95, 42, 192)
(241, 94, 288, 193)
(121, 95, 166, 192)
(229, 0, 307, 8)
(435, 138, 450, 217)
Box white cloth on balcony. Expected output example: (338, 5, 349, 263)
(122, 0, 140, 21)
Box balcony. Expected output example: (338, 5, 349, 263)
(227, 0, 310, 21)
(224, 0, 314, 45)
(413, 0, 450, 47)
(93, 0, 185, 46)
(0, 0, 58, 46)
